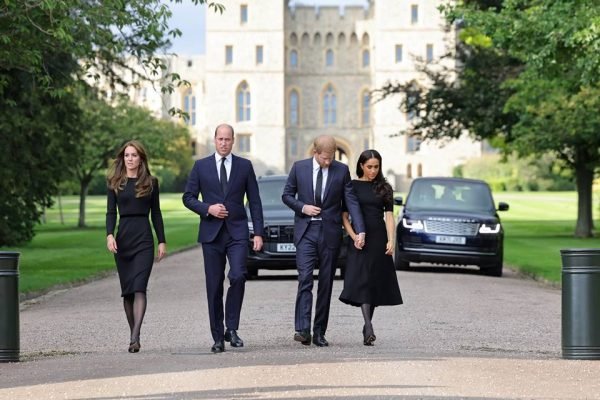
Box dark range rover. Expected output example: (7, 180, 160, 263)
(246, 175, 346, 278)
(394, 177, 509, 277)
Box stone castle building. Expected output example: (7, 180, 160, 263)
(133, 0, 485, 191)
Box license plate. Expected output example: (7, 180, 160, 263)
(435, 235, 466, 245)
(277, 243, 296, 252)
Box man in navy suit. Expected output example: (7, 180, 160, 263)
(282, 135, 366, 347)
(183, 124, 264, 353)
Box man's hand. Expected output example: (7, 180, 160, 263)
(253, 235, 264, 251)
(354, 232, 366, 250)
(208, 203, 229, 219)
(302, 205, 322, 217)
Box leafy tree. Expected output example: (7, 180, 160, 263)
(0, 0, 222, 245)
(376, 0, 600, 237)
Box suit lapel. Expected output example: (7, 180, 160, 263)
(306, 159, 315, 202)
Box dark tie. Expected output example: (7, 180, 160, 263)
(315, 167, 323, 207)
(220, 157, 228, 193)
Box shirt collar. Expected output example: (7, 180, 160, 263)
(215, 152, 232, 163)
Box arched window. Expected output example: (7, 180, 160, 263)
(417, 163, 423, 177)
(236, 81, 251, 122)
(406, 164, 413, 179)
(290, 49, 298, 68)
(323, 84, 336, 126)
(361, 90, 370, 126)
(362, 49, 370, 67)
(289, 90, 299, 126)
(326, 49, 334, 67)
(183, 88, 196, 126)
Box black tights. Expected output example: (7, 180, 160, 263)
(123, 292, 147, 343)
(361, 304, 376, 328)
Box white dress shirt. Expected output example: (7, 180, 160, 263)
(215, 152, 232, 181)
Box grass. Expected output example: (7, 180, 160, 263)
(2, 194, 200, 294)
(494, 192, 600, 283)
(2, 191, 600, 294)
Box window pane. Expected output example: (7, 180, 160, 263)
(426, 44, 434, 62)
(226, 46, 233, 64)
(256, 45, 263, 64)
(362, 49, 370, 67)
(290, 90, 299, 126)
(326, 49, 334, 66)
(411, 4, 418, 24)
(362, 92, 370, 125)
(395, 44, 403, 63)
(241, 5, 248, 24)
(290, 50, 298, 68)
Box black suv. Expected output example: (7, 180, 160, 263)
(246, 175, 346, 278)
(394, 177, 509, 277)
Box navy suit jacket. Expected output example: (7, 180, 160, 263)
(282, 158, 365, 248)
(182, 154, 264, 243)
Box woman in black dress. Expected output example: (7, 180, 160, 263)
(339, 149, 402, 345)
(106, 140, 166, 353)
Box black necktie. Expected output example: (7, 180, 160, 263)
(220, 157, 228, 193)
(315, 167, 323, 207)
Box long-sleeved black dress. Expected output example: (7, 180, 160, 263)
(106, 177, 166, 296)
(339, 180, 403, 307)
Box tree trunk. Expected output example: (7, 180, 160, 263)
(574, 163, 594, 238)
(78, 177, 91, 228)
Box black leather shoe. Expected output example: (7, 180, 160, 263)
(363, 325, 376, 346)
(224, 329, 244, 348)
(312, 333, 329, 347)
(294, 330, 311, 345)
(211, 341, 225, 353)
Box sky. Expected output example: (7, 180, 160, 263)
(165, 1, 206, 55)
(165, 0, 370, 55)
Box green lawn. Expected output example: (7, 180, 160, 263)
(495, 192, 600, 282)
(2, 194, 200, 294)
(2, 191, 600, 294)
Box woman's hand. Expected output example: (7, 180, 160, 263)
(385, 240, 394, 255)
(107, 235, 118, 254)
(157, 243, 167, 261)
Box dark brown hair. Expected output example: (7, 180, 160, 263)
(356, 149, 393, 205)
(107, 140, 153, 197)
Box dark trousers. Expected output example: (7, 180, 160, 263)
(295, 221, 339, 335)
(201, 225, 247, 342)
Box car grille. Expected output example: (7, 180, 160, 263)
(424, 220, 479, 236)
(265, 225, 295, 242)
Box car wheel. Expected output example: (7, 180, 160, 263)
(394, 243, 410, 270)
(481, 251, 503, 277)
(246, 267, 259, 280)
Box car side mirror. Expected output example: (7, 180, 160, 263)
(498, 202, 509, 211)
(394, 196, 403, 206)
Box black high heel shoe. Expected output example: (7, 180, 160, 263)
(128, 338, 141, 353)
(363, 325, 376, 346)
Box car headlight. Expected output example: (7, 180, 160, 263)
(402, 218, 424, 231)
(479, 223, 500, 234)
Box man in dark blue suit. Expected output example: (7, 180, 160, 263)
(282, 135, 366, 347)
(183, 124, 264, 353)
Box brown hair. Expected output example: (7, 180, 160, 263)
(107, 140, 153, 197)
(313, 135, 337, 154)
(356, 149, 393, 205)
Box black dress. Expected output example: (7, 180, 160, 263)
(339, 180, 403, 307)
(106, 178, 166, 296)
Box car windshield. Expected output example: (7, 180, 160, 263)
(405, 180, 495, 212)
(258, 179, 286, 207)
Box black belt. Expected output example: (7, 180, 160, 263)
(120, 214, 148, 218)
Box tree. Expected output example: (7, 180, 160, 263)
(0, 0, 222, 246)
(376, 0, 600, 237)
(73, 88, 192, 227)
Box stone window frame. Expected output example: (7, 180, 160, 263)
(288, 87, 301, 127)
(322, 83, 337, 126)
(236, 81, 251, 122)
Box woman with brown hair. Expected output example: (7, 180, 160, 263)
(106, 140, 166, 353)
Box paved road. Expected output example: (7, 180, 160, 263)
(1, 246, 599, 399)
